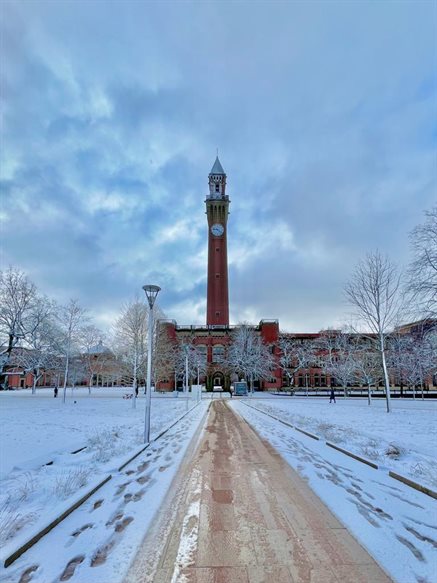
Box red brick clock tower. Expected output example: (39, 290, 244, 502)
(206, 156, 230, 326)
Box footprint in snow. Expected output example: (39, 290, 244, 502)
(18, 565, 38, 583)
(59, 555, 85, 581)
(395, 534, 425, 562)
(106, 512, 124, 527)
(91, 499, 104, 511)
(403, 523, 437, 548)
(114, 482, 131, 496)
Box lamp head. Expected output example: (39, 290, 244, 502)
(142, 284, 161, 309)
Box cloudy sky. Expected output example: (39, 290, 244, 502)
(1, 0, 436, 332)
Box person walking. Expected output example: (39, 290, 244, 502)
(329, 387, 336, 403)
(54, 386, 58, 398)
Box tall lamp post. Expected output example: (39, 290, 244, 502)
(142, 284, 161, 444)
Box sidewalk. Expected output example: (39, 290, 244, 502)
(128, 400, 393, 583)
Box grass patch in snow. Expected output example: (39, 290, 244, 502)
(52, 467, 89, 499)
(410, 462, 437, 489)
(13, 472, 39, 502)
(87, 427, 136, 463)
(0, 499, 37, 545)
(360, 439, 382, 461)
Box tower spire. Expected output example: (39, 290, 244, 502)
(210, 155, 225, 176)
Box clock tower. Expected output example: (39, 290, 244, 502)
(206, 156, 230, 326)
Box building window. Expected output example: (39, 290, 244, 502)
(215, 311, 220, 318)
(216, 247, 220, 252)
(215, 184, 220, 193)
(212, 345, 225, 363)
(215, 273, 220, 278)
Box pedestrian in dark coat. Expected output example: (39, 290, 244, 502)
(329, 388, 336, 403)
(54, 386, 58, 398)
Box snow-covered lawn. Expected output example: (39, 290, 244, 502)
(231, 398, 437, 583)
(0, 387, 198, 552)
(245, 396, 437, 489)
(0, 399, 209, 583)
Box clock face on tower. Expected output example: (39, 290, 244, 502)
(211, 223, 224, 237)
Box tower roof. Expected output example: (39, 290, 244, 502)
(209, 156, 226, 176)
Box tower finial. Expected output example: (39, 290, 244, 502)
(216, 147, 219, 156)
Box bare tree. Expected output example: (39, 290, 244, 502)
(55, 300, 88, 403)
(0, 268, 48, 389)
(353, 342, 382, 405)
(387, 332, 412, 398)
(278, 336, 297, 387)
(319, 332, 357, 398)
(227, 323, 275, 393)
(398, 333, 436, 400)
(80, 325, 108, 394)
(408, 206, 437, 317)
(113, 299, 148, 408)
(16, 314, 58, 394)
(174, 341, 207, 390)
(345, 251, 403, 412)
(153, 321, 177, 388)
(278, 336, 318, 395)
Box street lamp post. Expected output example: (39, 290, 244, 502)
(142, 284, 161, 444)
(184, 344, 190, 410)
(184, 345, 189, 395)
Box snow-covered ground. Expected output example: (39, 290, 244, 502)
(231, 398, 437, 583)
(0, 398, 209, 583)
(244, 396, 437, 489)
(0, 387, 199, 554)
(1, 392, 436, 583)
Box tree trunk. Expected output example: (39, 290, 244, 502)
(32, 367, 40, 395)
(63, 355, 69, 403)
(380, 341, 391, 413)
(367, 383, 372, 406)
(0, 333, 15, 390)
(132, 356, 137, 409)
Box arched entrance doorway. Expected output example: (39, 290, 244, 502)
(213, 372, 224, 388)
(206, 370, 230, 391)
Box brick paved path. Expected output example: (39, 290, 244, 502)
(127, 400, 392, 583)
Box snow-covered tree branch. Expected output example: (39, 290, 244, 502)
(407, 206, 437, 318)
(344, 251, 404, 412)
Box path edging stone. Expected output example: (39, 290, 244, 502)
(388, 471, 437, 500)
(326, 442, 378, 469)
